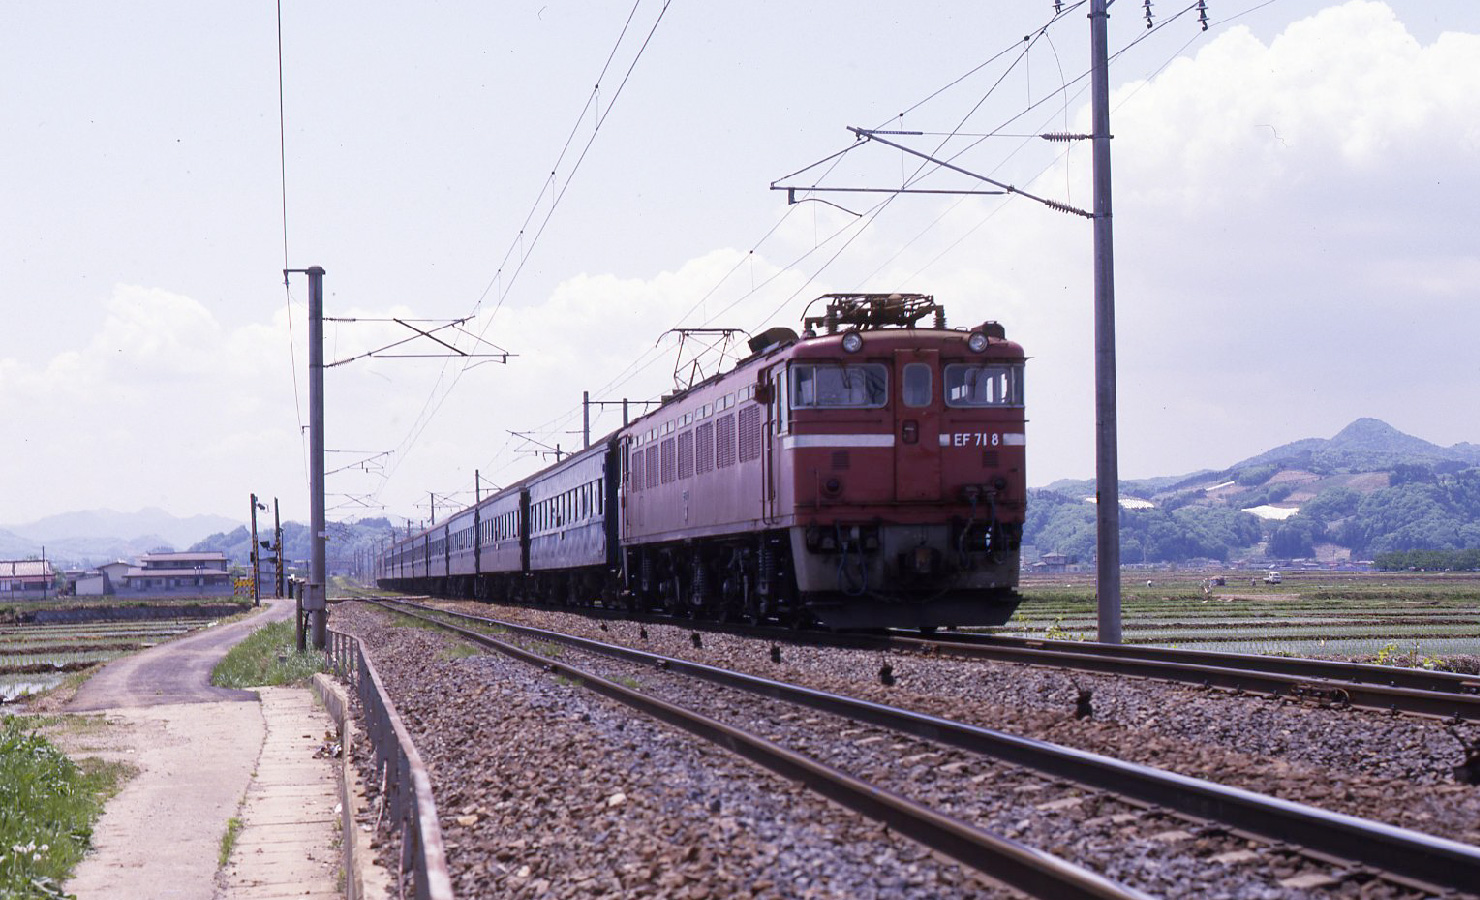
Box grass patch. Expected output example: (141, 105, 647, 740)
(211, 620, 328, 689)
(438, 642, 480, 662)
(528, 640, 565, 659)
(0, 717, 126, 897)
(218, 816, 243, 867)
(385, 611, 444, 631)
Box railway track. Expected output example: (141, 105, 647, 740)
(367, 598, 1480, 898)
(880, 630, 1480, 722)
(337, 585, 1480, 722)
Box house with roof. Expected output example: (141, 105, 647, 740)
(0, 559, 56, 600)
(121, 551, 234, 598)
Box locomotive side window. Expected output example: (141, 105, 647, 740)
(790, 363, 888, 409)
(944, 363, 1024, 407)
(902, 362, 932, 408)
(775, 368, 789, 433)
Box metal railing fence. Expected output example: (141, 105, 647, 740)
(327, 629, 454, 900)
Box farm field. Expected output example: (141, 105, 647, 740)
(1001, 570, 1480, 664)
(0, 600, 252, 701)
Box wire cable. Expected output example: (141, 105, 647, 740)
(276, 0, 309, 490)
(373, 0, 677, 505)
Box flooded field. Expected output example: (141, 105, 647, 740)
(0, 601, 249, 702)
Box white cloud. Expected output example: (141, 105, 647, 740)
(4, 1, 1477, 527)
(0, 285, 304, 522)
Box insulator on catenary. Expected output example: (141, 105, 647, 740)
(1040, 132, 1092, 142)
(1044, 198, 1093, 218)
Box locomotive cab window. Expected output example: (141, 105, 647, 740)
(791, 363, 888, 409)
(902, 362, 932, 408)
(944, 363, 1023, 407)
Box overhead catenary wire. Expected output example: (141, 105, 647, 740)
(439, 4, 1094, 504)
(373, 0, 677, 509)
(388, 2, 1223, 518)
(275, 0, 308, 492)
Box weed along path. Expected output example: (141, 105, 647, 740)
(58, 596, 297, 900)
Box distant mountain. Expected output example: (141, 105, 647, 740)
(1025, 418, 1480, 564)
(2, 508, 239, 550)
(1231, 418, 1480, 473)
(0, 530, 183, 569)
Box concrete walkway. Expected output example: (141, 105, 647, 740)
(221, 687, 341, 900)
(59, 598, 348, 900)
(65, 701, 266, 900)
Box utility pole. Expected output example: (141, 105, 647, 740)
(1090, 0, 1122, 643)
(249, 494, 263, 607)
(274, 498, 284, 599)
(286, 265, 328, 650)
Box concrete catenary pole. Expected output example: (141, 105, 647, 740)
(305, 266, 328, 650)
(1090, 0, 1122, 643)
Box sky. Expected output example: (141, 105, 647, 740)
(3, 0, 1478, 529)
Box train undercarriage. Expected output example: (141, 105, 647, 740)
(384, 520, 1022, 630)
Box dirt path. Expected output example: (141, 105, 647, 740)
(67, 596, 291, 711)
(50, 597, 296, 900)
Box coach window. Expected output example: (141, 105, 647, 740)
(791, 363, 888, 409)
(902, 362, 932, 408)
(944, 363, 1024, 407)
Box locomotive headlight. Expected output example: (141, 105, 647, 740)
(966, 331, 990, 353)
(841, 330, 864, 353)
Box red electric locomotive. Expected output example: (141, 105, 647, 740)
(379, 292, 1025, 630)
(617, 293, 1025, 628)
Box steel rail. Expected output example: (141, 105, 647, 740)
(380, 599, 1480, 895)
(354, 592, 1480, 720)
(880, 633, 1480, 722)
(363, 601, 1146, 900)
(912, 631, 1480, 696)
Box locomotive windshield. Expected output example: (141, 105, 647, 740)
(791, 363, 888, 409)
(944, 363, 1023, 407)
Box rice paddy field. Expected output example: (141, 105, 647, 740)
(0, 602, 250, 701)
(1000, 570, 1480, 666)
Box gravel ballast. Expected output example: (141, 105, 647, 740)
(336, 599, 1480, 898)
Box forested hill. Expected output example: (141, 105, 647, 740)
(190, 517, 400, 575)
(1026, 419, 1480, 566)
